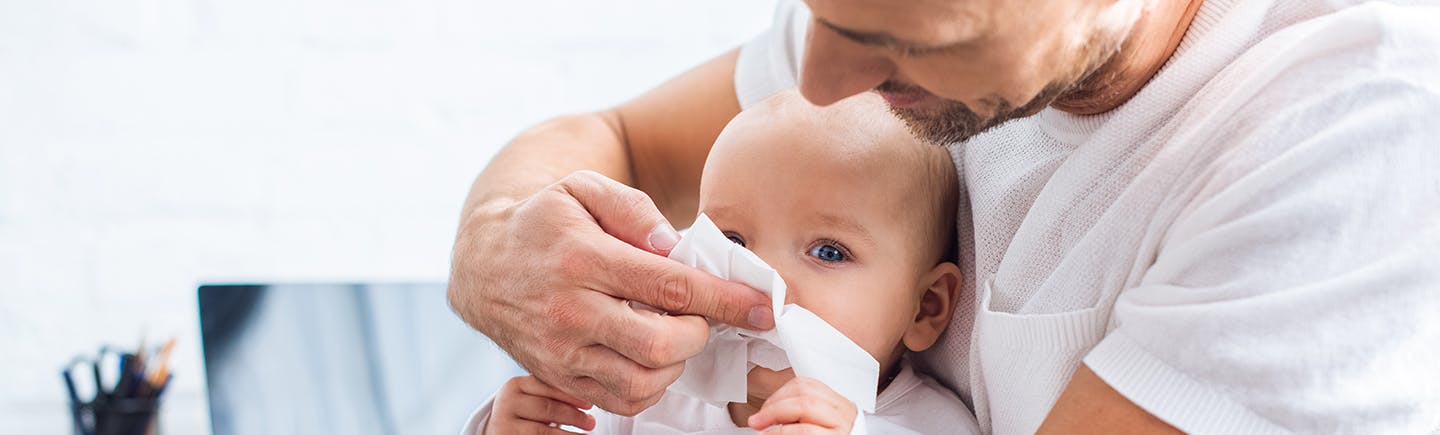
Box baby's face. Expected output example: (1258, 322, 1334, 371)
(696, 95, 952, 385)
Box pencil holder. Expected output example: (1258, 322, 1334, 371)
(95, 397, 161, 435)
(62, 345, 172, 435)
(71, 396, 161, 435)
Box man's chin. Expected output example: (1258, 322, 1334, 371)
(888, 105, 990, 145)
(883, 80, 1072, 145)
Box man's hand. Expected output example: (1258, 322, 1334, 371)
(748, 377, 857, 434)
(485, 376, 595, 435)
(449, 170, 773, 415)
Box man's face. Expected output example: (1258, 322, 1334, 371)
(799, 0, 1138, 144)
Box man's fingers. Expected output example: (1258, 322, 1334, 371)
(557, 170, 681, 254)
(538, 292, 695, 413)
(567, 375, 672, 417)
(602, 241, 774, 330)
(597, 302, 710, 368)
(561, 344, 685, 416)
(573, 344, 686, 402)
(553, 170, 774, 330)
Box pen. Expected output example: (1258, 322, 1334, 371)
(116, 354, 140, 398)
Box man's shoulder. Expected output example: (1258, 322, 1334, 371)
(1174, 2, 1440, 175)
(1221, 1, 1440, 101)
(1255, 1, 1440, 74)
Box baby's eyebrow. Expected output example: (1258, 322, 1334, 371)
(814, 212, 875, 247)
(700, 205, 744, 225)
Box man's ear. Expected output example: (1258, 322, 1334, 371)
(903, 261, 962, 353)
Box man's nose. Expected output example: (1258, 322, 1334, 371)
(798, 18, 893, 106)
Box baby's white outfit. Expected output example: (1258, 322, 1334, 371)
(590, 360, 980, 434)
(457, 360, 977, 434)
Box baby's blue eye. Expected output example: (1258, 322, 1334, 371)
(724, 232, 746, 248)
(809, 244, 847, 263)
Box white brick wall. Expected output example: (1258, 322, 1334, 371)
(0, 1, 776, 433)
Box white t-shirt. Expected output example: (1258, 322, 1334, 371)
(459, 361, 981, 435)
(737, 0, 1440, 433)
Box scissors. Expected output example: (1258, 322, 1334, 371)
(61, 346, 122, 435)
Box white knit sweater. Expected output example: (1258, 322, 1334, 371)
(735, 0, 1440, 433)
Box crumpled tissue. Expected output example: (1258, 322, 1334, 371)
(656, 213, 879, 433)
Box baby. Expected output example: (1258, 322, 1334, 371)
(477, 90, 980, 434)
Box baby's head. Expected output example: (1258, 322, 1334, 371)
(699, 90, 961, 391)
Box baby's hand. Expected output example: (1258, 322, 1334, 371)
(485, 375, 596, 435)
(748, 377, 857, 434)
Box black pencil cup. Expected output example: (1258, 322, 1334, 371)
(72, 396, 161, 435)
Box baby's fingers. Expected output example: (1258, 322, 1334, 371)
(749, 395, 845, 430)
(517, 375, 594, 410)
(749, 378, 853, 432)
(499, 419, 589, 435)
(757, 424, 833, 435)
(512, 393, 596, 431)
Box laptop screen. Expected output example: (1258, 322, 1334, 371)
(198, 283, 521, 435)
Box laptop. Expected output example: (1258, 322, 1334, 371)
(198, 283, 522, 435)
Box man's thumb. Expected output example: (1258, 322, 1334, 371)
(558, 170, 681, 255)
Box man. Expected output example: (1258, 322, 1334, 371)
(448, 0, 1440, 432)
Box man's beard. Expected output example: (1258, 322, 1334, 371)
(879, 80, 1068, 146)
(880, 20, 1130, 146)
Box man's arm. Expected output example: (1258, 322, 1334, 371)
(448, 49, 776, 416)
(463, 49, 741, 227)
(1038, 365, 1180, 434)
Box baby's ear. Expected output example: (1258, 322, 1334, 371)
(903, 262, 962, 353)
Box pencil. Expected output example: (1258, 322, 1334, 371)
(146, 338, 176, 388)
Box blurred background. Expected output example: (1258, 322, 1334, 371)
(0, 0, 776, 433)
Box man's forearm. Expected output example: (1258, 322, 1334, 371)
(465, 48, 741, 229)
(462, 110, 633, 216)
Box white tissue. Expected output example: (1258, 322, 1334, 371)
(662, 214, 879, 431)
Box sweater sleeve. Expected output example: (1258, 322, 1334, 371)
(733, 0, 808, 109)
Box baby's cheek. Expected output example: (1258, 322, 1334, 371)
(790, 276, 913, 362)
(830, 298, 914, 362)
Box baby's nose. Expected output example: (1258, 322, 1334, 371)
(781, 285, 798, 305)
